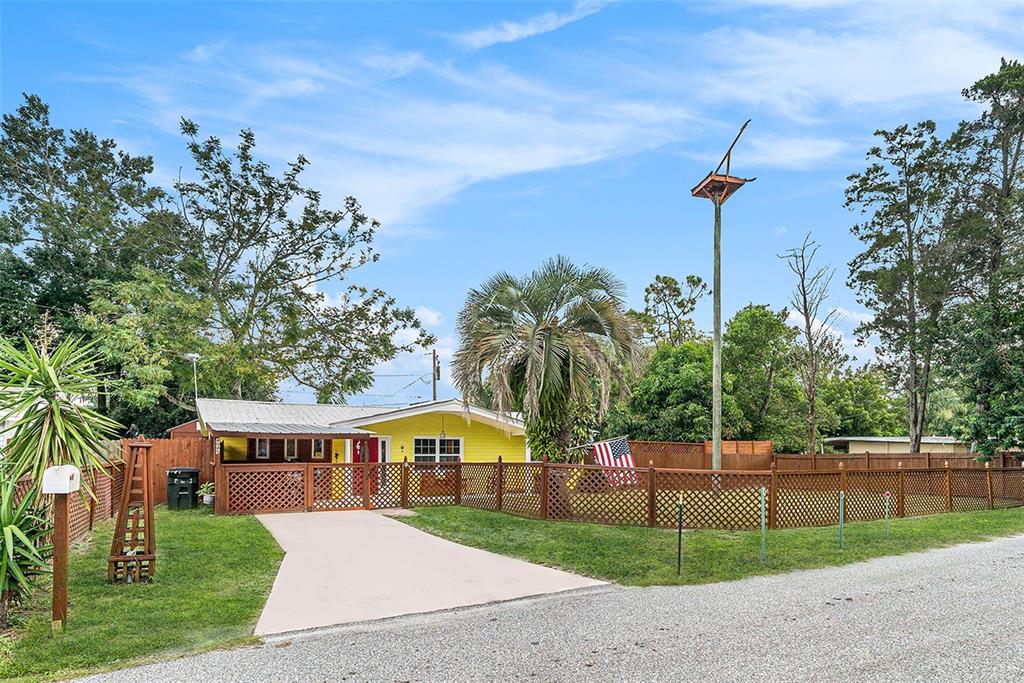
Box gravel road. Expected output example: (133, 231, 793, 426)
(82, 535, 1024, 682)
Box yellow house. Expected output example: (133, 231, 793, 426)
(193, 397, 529, 466)
(822, 435, 971, 454)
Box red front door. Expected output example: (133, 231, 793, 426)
(352, 439, 380, 498)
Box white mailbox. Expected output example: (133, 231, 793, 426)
(42, 465, 81, 495)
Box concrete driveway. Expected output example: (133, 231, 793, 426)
(253, 510, 603, 635)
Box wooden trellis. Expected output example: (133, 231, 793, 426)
(108, 442, 156, 583)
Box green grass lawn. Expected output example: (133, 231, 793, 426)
(403, 505, 1024, 586)
(0, 506, 283, 682)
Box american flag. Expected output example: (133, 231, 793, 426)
(592, 436, 638, 486)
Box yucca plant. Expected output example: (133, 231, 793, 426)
(0, 336, 121, 496)
(0, 479, 52, 629)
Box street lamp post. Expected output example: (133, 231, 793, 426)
(691, 120, 754, 470)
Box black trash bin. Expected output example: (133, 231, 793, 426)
(166, 467, 200, 510)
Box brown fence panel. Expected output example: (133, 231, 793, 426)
(461, 463, 498, 511)
(654, 470, 770, 530)
(845, 470, 900, 522)
(950, 469, 988, 512)
(309, 464, 363, 510)
(626, 441, 704, 469)
(223, 464, 306, 514)
(903, 470, 947, 517)
(992, 469, 1024, 507)
(120, 438, 214, 505)
(500, 463, 543, 518)
(776, 471, 842, 528)
(406, 462, 460, 507)
(545, 464, 649, 526)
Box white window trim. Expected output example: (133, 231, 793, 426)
(412, 435, 464, 462)
(255, 437, 270, 460)
(284, 438, 299, 462)
(312, 438, 326, 460)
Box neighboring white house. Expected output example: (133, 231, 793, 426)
(823, 435, 971, 454)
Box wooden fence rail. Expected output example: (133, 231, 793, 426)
(219, 459, 1024, 531)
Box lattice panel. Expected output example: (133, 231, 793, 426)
(992, 470, 1024, 508)
(408, 463, 459, 506)
(500, 463, 543, 518)
(548, 465, 648, 526)
(461, 463, 498, 511)
(311, 465, 362, 510)
(950, 469, 988, 512)
(654, 471, 769, 530)
(370, 464, 403, 509)
(226, 467, 305, 513)
(776, 472, 841, 528)
(845, 471, 900, 522)
(902, 470, 947, 517)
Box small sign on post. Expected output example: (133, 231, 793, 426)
(42, 465, 81, 632)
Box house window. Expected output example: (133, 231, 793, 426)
(312, 439, 326, 460)
(413, 436, 462, 463)
(284, 439, 298, 461)
(255, 438, 270, 460)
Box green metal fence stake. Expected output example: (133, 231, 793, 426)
(759, 486, 767, 562)
(676, 492, 683, 576)
(839, 490, 845, 550)
(884, 491, 891, 541)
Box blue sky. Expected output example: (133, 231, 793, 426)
(3, 1, 1022, 404)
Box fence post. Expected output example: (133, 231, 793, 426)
(944, 461, 952, 512)
(304, 463, 314, 512)
(400, 457, 409, 508)
(768, 463, 777, 529)
(495, 456, 504, 512)
(839, 461, 846, 493)
(541, 456, 549, 520)
(865, 452, 871, 470)
(986, 462, 994, 509)
(647, 461, 656, 527)
(363, 458, 371, 510)
(454, 459, 463, 505)
(811, 451, 817, 471)
(925, 452, 931, 469)
(897, 462, 905, 517)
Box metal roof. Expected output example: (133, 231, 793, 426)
(203, 421, 372, 436)
(196, 398, 384, 436)
(822, 436, 965, 445)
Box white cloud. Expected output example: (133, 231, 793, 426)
(697, 23, 1018, 121)
(415, 305, 443, 328)
(454, 1, 613, 50)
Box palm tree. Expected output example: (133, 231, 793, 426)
(453, 256, 639, 459)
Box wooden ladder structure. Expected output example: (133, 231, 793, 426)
(108, 442, 156, 583)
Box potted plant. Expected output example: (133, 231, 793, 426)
(198, 481, 215, 505)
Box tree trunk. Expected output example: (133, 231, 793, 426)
(0, 590, 11, 630)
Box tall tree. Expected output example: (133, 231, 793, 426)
(780, 233, 842, 454)
(629, 274, 708, 345)
(722, 304, 804, 450)
(943, 60, 1024, 455)
(0, 94, 174, 337)
(846, 122, 952, 453)
(452, 256, 639, 460)
(604, 340, 745, 443)
(173, 120, 433, 402)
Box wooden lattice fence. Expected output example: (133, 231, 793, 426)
(220, 459, 1024, 532)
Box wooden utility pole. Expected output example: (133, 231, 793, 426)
(432, 349, 440, 401)
(691, 120, 754, 470)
